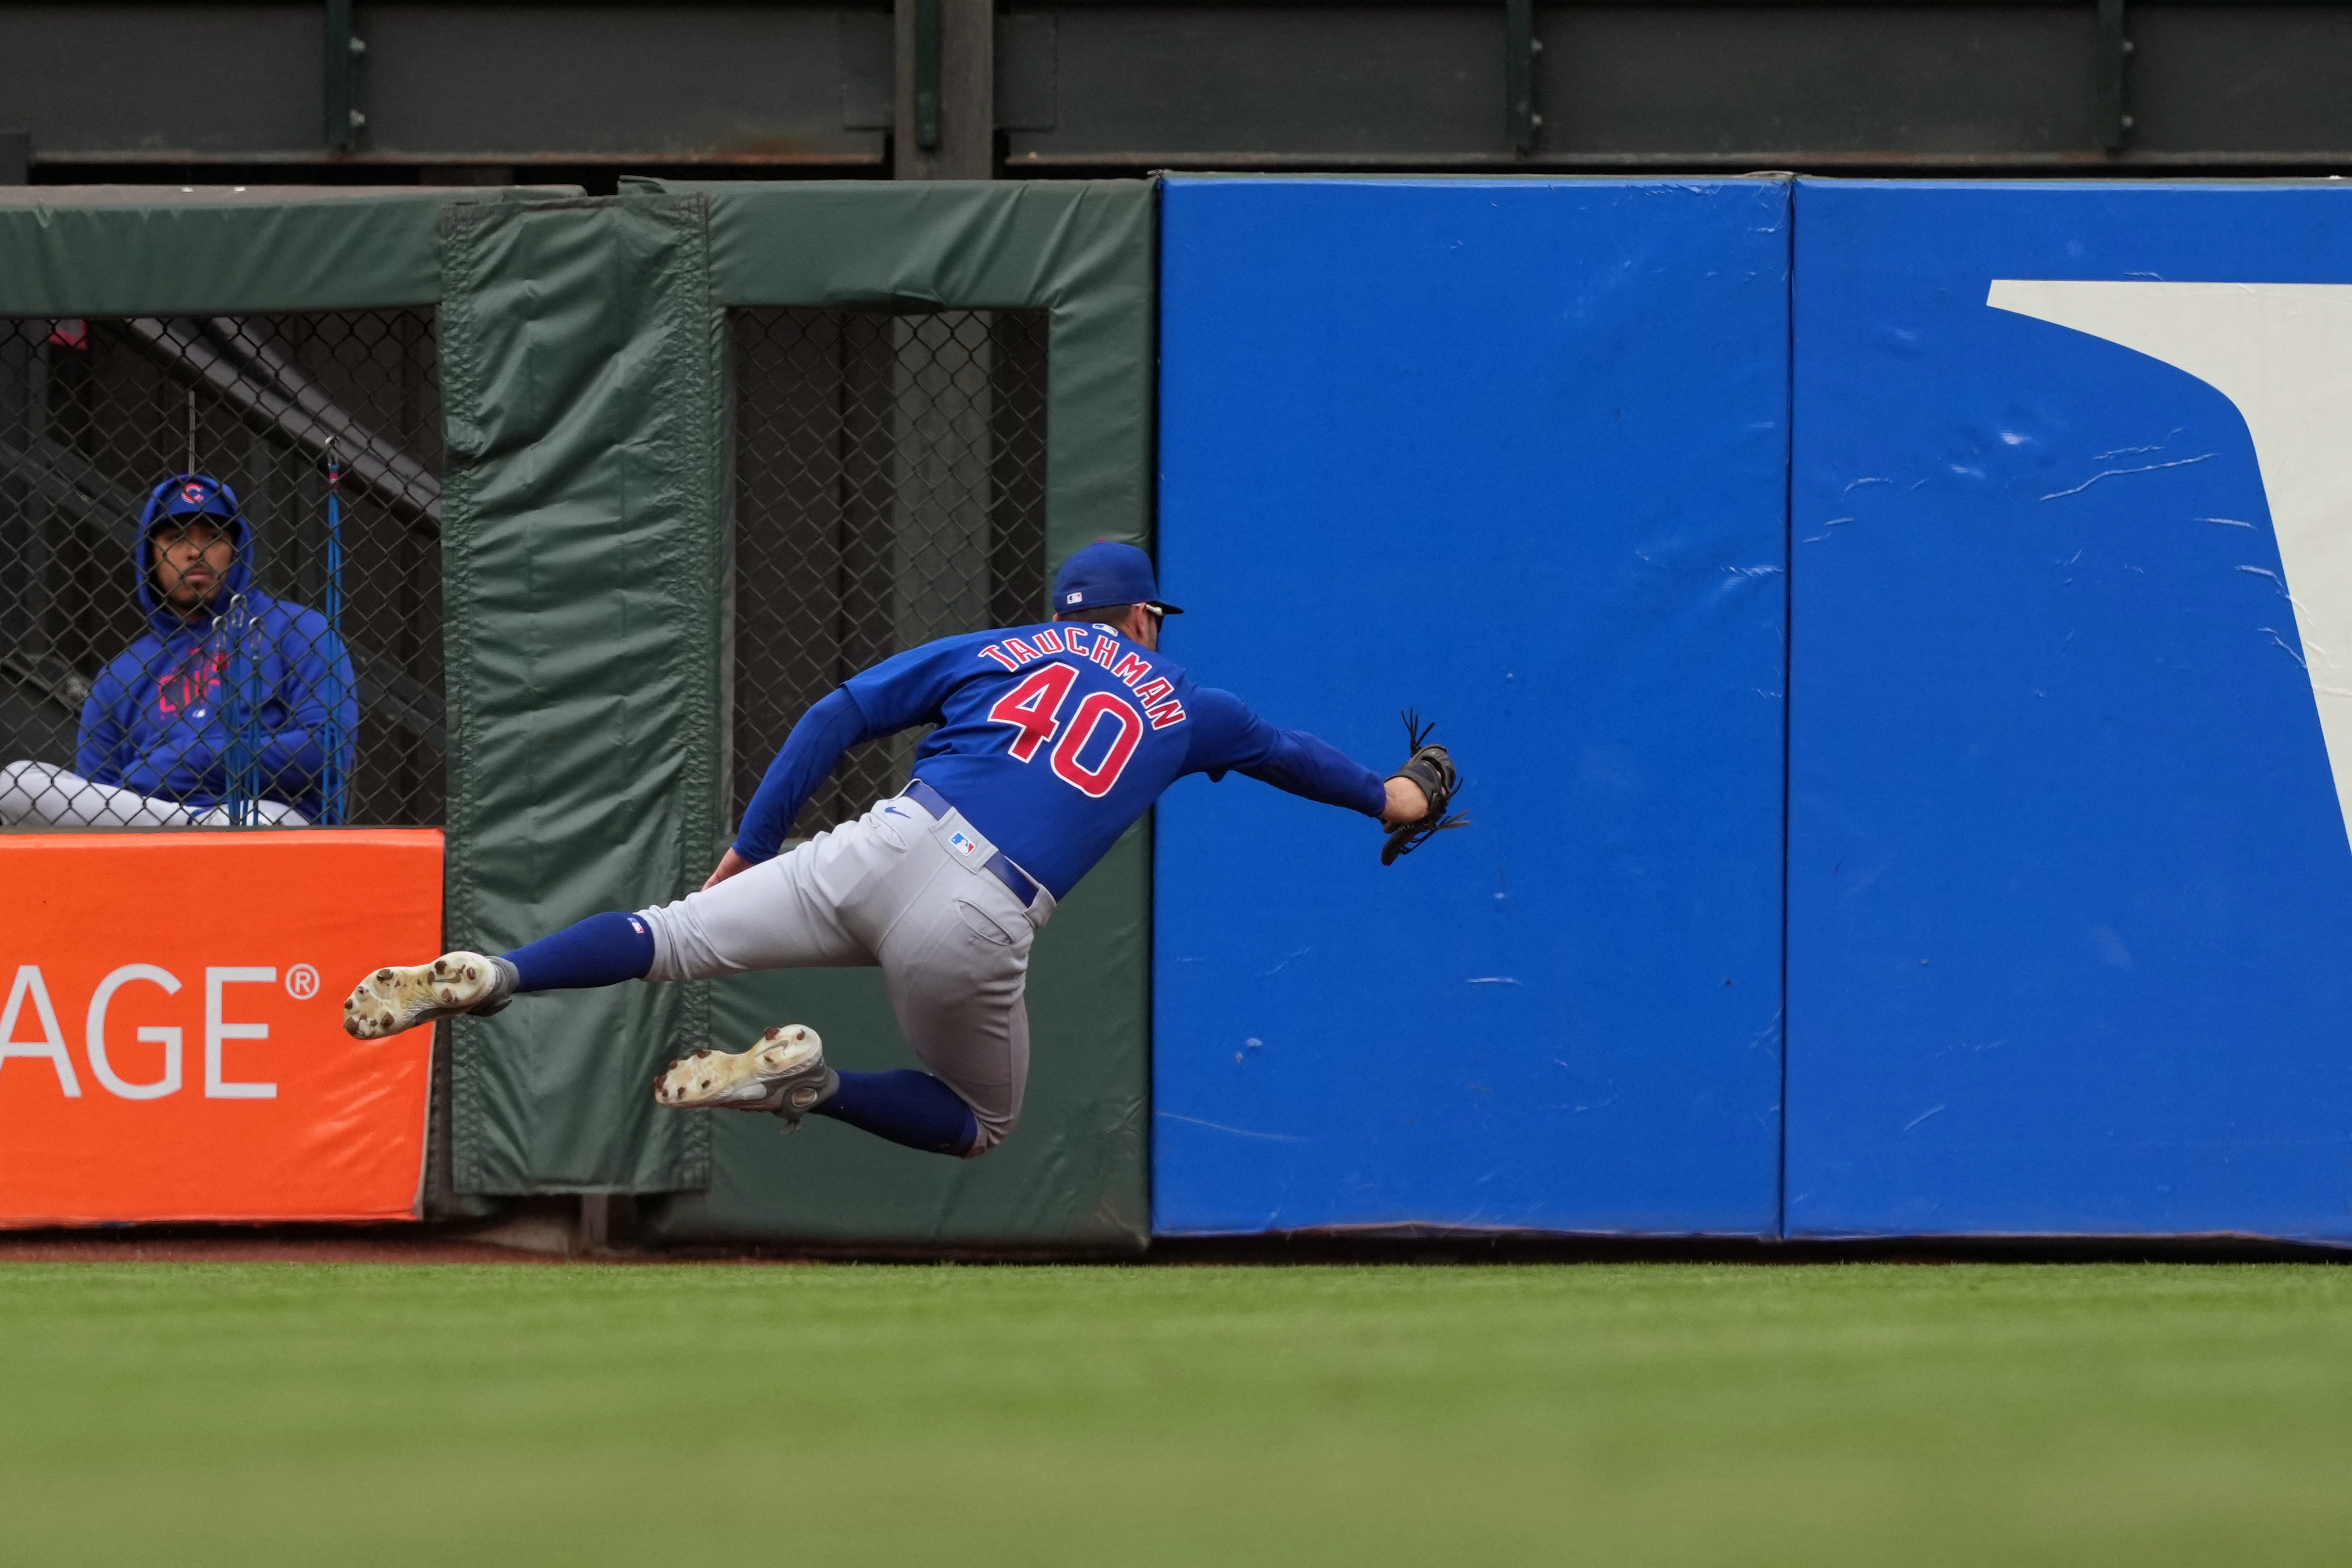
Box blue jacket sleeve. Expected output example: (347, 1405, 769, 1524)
(1182, 687, 1388, 817)
(75, 663, 133, 785)
(253, 616, 357, 812)
(732, 688, 884, 863)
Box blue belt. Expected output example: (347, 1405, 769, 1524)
(902, 778, 1042, 907)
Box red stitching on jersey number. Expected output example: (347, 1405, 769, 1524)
(986, 662, 1079, 761)
(1049, 692, 1145, 799)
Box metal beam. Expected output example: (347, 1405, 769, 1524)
(914, 0, 943, 150)
(324, 0, 363, 152)
(2096, 0, 2132, 152)
(120, 318, 440, 537)
(2, 2, 2351, 180)
(896, 0, 993, 177)
(1505, 0, 1540, 155)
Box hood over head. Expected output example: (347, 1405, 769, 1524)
(135, 472, 254, 633)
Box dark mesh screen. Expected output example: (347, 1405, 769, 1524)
(0, 313, 443, 829)
(730, 307, 1048, 838)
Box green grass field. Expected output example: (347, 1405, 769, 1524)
(3, 1261, 2350, 1565)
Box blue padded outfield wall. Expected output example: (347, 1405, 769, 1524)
(1788, 182, 2352, 1242)
(1153, 177, 1792, 1235)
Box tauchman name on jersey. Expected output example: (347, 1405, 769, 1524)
(976, 627, 1188, 729)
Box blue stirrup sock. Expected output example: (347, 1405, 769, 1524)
(497, 917, 976, 1156)
(811, 1069, 979, 1157)
(500, 911, 657, 992)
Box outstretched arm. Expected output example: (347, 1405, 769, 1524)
(714, 635, 986, 888)
(1187, 688, 1427, 827)
(714, 688, 881, 887)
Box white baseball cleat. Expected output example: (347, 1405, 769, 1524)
(342, 952, 517, 1040)
(653, 1025, 837, 1123)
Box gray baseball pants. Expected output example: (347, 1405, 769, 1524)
(634, 793, 1056, 1154)
(0, 761, 310, 827)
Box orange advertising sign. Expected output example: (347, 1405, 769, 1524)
(0, 830, 441, 1225)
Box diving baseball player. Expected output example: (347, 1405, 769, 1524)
(344, 542, 1461, 1159)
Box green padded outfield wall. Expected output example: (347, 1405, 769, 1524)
(635, 180, 1156, 1249)
(0, 182, 1158, 1246)
(0, 186, 474, 314)
(0, 184, 616, 1212)
(438, 192, 724, 1197)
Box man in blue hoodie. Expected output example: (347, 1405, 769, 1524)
(0, 473, 355, 828)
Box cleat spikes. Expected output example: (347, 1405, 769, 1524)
(651, 1024, 829, 1117)
(343, 952, 509, 1041)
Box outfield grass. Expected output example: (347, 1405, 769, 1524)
(2, 1261, 2348, 1565)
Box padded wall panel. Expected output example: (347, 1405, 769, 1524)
(646, 828, 1148, 1248)
(1155, 177, 1791, 1235)
(441, 193, 721, 1195)
(1789, 181, 2352, 1241)
(640, 180, 1156, 1246)
(0, 186, 489, 316)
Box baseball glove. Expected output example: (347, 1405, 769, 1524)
(1382, 709, 1468, 865)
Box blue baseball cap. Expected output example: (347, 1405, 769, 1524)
(1051, 541, 1184, 618)
(144, 473, 243, 530)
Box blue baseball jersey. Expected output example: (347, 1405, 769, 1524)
(734, 621, 1386, 898)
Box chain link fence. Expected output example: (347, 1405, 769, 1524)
(0, 313, 444, 830)
(730, 307, 1049, 837)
